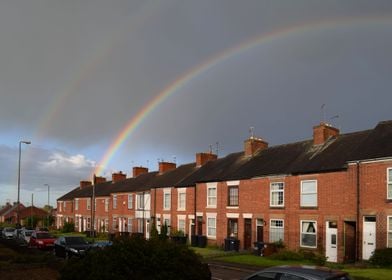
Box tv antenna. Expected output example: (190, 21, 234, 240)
(249, 126, 255, 138)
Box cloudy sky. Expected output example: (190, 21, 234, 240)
(1, 0, 392, 207)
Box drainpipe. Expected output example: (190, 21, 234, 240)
(194, 184, 197, 236)
(356, 161, 360, 261)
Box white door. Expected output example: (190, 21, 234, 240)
(363, 216, 376, 260)
(325, 222, 338, 262)
(145, 219, 150, 239)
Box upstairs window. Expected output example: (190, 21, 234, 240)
(105, 198, 109, 212)
(137, 194, 145, 210)
(388, 168, 392, 199)
(270, 182, 284, 207)
(228, 186, 239, 206)
(300, 180, 317, 207)
(75, 199, 79, 211)
(113, 195, 117, 209)
(87, 198, 91, 210)
(177, 189, 186, 210)
(207, 185, 217, 208)
(63, 201, 66, 211)
(163, 190, 171, 210)
(128, 194, 133, 209)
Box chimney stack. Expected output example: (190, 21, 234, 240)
(244, 137, 268, 157)
(112, 171, 126, 183)
(93, 175, 107, 185)
(80, 180, 92, 189)
(196, 152, 217, 167)
(133, 166, 149, 177)
(313, 122, 339, 145)
(159, 161, 176, 175)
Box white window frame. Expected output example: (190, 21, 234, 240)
(113, 194, 117, 209)
(58, 202, 62, 212)
(163, 189, 171, 210)
(87, 198, 91, 210)
(270, 219, 284, 242)
(387, 168, 392, 199)
(177, 215, 186, 234)
(75, 199, 79, 211)
(228, 185, 239, 206)
(207, 183, 217, 208)
(63, 201, 66, 211)
(128, 194, 133, 209)
(300, 180, 318, 207)
(105, 198, 109, 212)
(128, 218, 133, 233)
(136, 193, 145, 210)
(177, 188, 186, 211)
(270, 182, 284, 207)
(300, 220, 317, 248)
(206, 213, 217, 239)
(388, 216, 392, 248)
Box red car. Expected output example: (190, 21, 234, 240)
(28, 231, 56, 249)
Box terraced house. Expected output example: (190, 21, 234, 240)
(56, 120, 392, 263)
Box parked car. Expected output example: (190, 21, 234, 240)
(54, 236, 91, 259)
(243, 266, 351, 280)
(28, 231, 56, 249)
(90, 240, 113, 250)
(13, 228, 22, 239)
(20, 229, 34, 244)
(2, 227, 16, 239)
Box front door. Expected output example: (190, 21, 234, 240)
(363, 216, 376, 260)
(244, 219, 252, 250)
(326, 221, 338, 262)
(256, 219, 264, 242)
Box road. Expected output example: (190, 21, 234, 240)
(209, 262, 260, 280)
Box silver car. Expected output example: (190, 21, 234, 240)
(243, 265, 351, 280)
(2, 227, 16, 239)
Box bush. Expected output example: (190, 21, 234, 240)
(269, 249, 304, 261)
(61, 222, 75, 233)
(369, 248, 392, 267)
(60, 236, 211, 280)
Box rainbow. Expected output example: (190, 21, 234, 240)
(94, 15, 392, 176)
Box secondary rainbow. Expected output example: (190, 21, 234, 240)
(94, 15, 392, 176)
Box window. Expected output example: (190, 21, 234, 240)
(300, 220, 317, 248)
(112, 218, 117, 231)
(58, 202, 62, 212)
(104, 219, 109, 232)
(228, 186, 239, 206)
(207, 186, 217, 207)
(270, 182, 284, 207)
(270, 219, 284, 242)
(87, 198, 91, 210)
(178, 219, 186, 233)
(207, 217, 216, 238)
(137, 194, 145, 210)
(388, 168, 392, 199)
(177, 189, 186, 210)
(63, 201, 66, 211)
(127, 218, 133, 233)
(87, 217, 91, 230)
(227, 219, 238, 238)
(388, 216, 392, 248)
(301, 180, 317, 207)
(75, 199, 79, 211)
(113, 195, 117, 209)
(163, 190, 171, 210)
(128, 194, 133, 209)
(105, 198, 109, 212)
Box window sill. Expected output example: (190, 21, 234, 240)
(206, 206, 217, 209)
(300, 206, 318, 210)
(270, 206, 285, 209)
(226, 206, 239, 209)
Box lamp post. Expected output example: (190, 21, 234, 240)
(44, 184, 50, 227)
(17, 140, 31, 226)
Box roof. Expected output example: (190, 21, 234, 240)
(57, 120, 392, 199)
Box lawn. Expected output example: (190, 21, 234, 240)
(193, 247, 392, 280)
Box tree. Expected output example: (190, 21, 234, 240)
(60, 236, 211, 280)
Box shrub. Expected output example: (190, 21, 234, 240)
(269, 249, 304, 261)
(61, 222, 75, 233)
(369, 248, 392, 267)
(60, 236, 211, 280)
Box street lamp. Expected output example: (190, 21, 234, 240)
(17, 140, 31, 226)
(44, 184, 50, 227)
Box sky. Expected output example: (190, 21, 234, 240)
(1, 0, 392, 207)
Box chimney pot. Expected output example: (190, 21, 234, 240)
(80, 180, 92, 189)
(112, 172, 126, 183)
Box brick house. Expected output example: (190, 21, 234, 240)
(56, 120, 392, 263)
